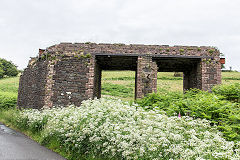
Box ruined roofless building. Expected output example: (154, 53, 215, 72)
(17, 43, 224, 109)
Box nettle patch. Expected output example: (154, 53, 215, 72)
(17, 98, 240, 160)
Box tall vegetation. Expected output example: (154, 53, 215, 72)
(16, 98, 240, 160)
(0, 58, 19, 78)
(0, 92, 17, 109)
(137, 85, 240, 142)
(0, 77, 19, 109)
(213, 83, 240, 102)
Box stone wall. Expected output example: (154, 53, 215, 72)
(201, 56, 222, 91)
(45, 43, 219, 58)
(50, 57, 91, 107)
(17, 60, 49, 109)
(135, 56, 158, 98)
(18, 54, 93, 108)
(17, 43, 222, 109)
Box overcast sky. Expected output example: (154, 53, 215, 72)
(0, 0, 239, 71)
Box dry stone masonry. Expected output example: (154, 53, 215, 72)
(18, 43, 223, 109)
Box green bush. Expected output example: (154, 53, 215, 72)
(212, 83, 240, 102)
(137, 89, 240, 141)
(0, 92, 17, 109)
(0, 62, 5, 78)
(0, 67, 4, 78)
(136, 89, 183, 111)
(0, 58, 19, 78)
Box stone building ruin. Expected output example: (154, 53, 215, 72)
(18, 43, 223, 109)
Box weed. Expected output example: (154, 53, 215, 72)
(179, 49, 184, 52)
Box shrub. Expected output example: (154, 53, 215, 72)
(0, 63, 4, 78)
(0, 91, 17, 109)
(0, 68, 4, 78)
(212, 83, 240, 103)
(0, 58, 19, 78)
(136, 89, 183, 111)
(17, 98, 240, 160)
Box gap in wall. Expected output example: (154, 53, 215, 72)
(101, 70, 135, 101)
(157, 72, 183, 93)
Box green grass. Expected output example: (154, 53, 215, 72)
(222, 71, 240, 80)
(0, 77, 20, 131)
(102, 83, 133, 98)
(0, 77, 19, 93)
(0, 108, 19, 126)
(0, 77, 19, 109)
(102, 71, 183, 80)
(101, 71, 184, 100)
(102, 71, 240, 100)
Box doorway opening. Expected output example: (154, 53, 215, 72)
(153, 57, 202, 92)
(94, 55, 138, 101)
(94, 55, 202, 101)
(101, 70, 135, 101)
(157, 72, 183, 92)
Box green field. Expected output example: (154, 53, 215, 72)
(0, 77, 19, 94)
(0, 71, 239, 101)
(0, 77, 19, 109)
(102, 71, 240, 100)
